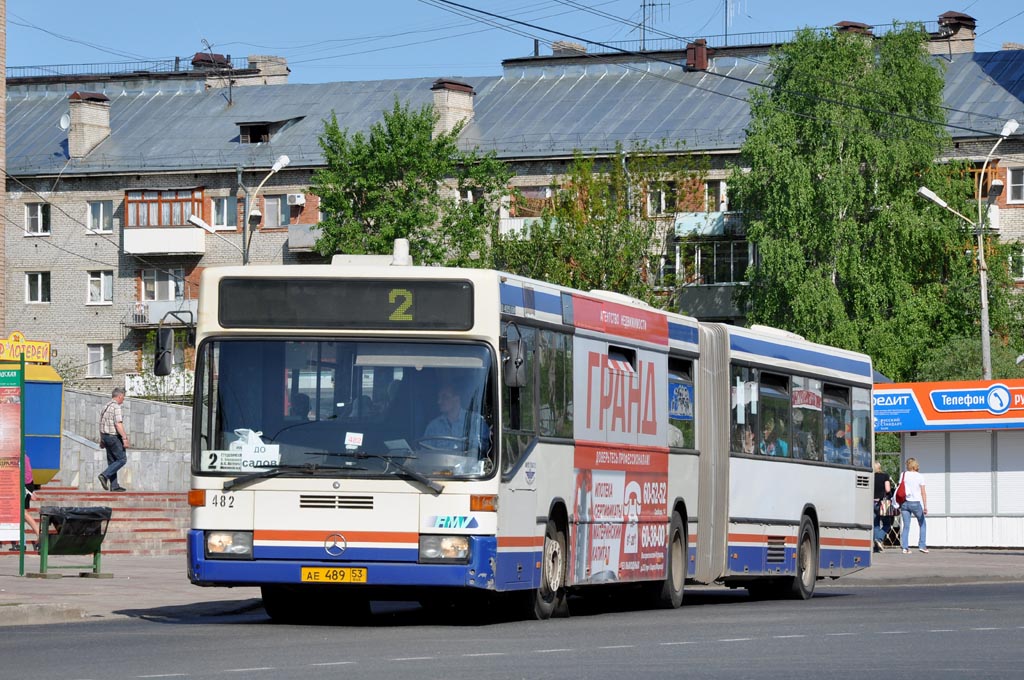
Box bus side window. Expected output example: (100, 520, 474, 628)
(538, 329, 573, 438)
(823, 384, 851, 465)
(667, 357, 694, 449)
(759, 372, 791, 458)
(502, 324, 536, 473)
(730, 365, 757, 454)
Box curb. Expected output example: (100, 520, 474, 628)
(0, 603, 87, 626)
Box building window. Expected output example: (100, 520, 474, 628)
(88, 200, 114, 233)
(88, 271, 114, 304)
(125, 189, 203, 227)
(26, 203, 51, 235)
(26, 272, 51, 303)
(87, 344, 113, 378)
(263, 195, 287, 228)
(511, 186, 552, 217)
(211, 196, 237, 228)
(1009, 168, 1024, 204)
(142, 268, 185, 301)
(677, 239, 750, 285)
(706, 180, 728, 212)
(969, 162, 998, 200)
(1011, 247, 1024, 281)
(646, 182, 677, 216)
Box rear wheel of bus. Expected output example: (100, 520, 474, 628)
(788, 516, 818, 600)
(646, 511, 685, 608)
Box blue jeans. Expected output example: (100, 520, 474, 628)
(101, 433, 127, 487)
(900, 501, 926, 550)
(873, 503, 893, 544)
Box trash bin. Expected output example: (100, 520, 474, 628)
(31, 506, 113, 578)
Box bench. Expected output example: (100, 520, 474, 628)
(28, 506, 113, 579)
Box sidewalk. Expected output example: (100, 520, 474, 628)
(2, 548, 1023, 626)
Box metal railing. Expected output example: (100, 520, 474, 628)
(7, 56, 249, 80)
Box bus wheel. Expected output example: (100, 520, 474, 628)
(788, 517, 818, 600)
(648, 512, 685, 608)
(532, 519, 568, 620)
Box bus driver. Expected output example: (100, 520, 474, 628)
(423, 383, 490, 455)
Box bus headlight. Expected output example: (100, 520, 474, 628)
(419, 535, 470, 563)
(206, 531, 253, 559)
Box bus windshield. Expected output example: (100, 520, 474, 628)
(194, 339, 495, 480)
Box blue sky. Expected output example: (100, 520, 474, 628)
(7, 1, 1023, 83)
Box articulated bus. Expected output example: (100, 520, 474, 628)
(180, 245, 874, 622)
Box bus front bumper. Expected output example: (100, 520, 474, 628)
(187, 530, 523, 591)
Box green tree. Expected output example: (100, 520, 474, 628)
(493, 142, 705, 305)
(730, 24, 1020, 381)
(310, 98, 512, 266)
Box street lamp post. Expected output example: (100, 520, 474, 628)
(188, 215, 245, 260)
(244, 155, 290, 265)
(916, 119, 1017, 380)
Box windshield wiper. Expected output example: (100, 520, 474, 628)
(308, 451, 444, 496)
(222, 463, 342, 491)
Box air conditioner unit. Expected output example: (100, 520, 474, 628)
(287, 193, 306, 206)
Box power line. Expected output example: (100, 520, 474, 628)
(423, 0, 1006, 138)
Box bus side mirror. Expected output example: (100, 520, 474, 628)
(503, 339, 527, 388)
(154, 327, 174, 376)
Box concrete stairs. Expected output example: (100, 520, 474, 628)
(3, 484, 188, 557)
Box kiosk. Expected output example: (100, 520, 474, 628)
(874, 380, 1024, 548)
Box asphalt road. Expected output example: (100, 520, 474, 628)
(2, 581, 1022, 680)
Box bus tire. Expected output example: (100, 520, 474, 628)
(262, 585, 371, 625)
(788, 516, 818, 600)
(649, 512, 685, 609)
(532, 518, 569, 620)
(262, 585, 304, 624)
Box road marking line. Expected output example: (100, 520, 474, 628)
(971, 627, 1000, 631)
(392, 657, 435, 661)
(660, 642, 696, 646)
(598, 645, 635, 649)
(224, 668, 275, 673)
(310, 662, 355, 666)
(929, 629, 955, 633)
(138, 675, 188, 678)
(826, 633, 857, 636)
(535, 649, 572, 653)
(718, 638, 753, 642)
(463, 653, 506, 657)
(773, 635, 806, 639)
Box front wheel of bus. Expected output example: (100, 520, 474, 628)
(649, 512, 685, 608)
(789, 516, 818, 600)
(532, 519, 569, 620)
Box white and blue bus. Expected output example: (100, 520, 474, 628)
(176, 244, 874, 622)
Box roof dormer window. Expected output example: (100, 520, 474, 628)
(236, 117, 303, 144)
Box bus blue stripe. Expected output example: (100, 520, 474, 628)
(669, 322, 699, 344)
(500, 282, 524, 308)
(731, 335, 872, 379)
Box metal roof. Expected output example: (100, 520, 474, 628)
(5, 51, 1023, 177)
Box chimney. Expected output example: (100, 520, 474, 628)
(431, 79, 475, 138)
(68, 91, 111, 159)
(835, 21, 874, 37)
(551, 41, 587, 56)
(929, 11, 976, 55)
(247, 55, 290, 85)
(686, 39, 709, 71)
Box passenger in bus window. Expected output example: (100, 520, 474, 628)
(423, 383, 490, 454)
(774, 419, 789, 457)
(760, 419, 784, 456)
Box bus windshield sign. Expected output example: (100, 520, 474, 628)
(219, 278, 473, 330)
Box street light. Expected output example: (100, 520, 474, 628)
(915, 117, 1017, 380)
(244, 154, 291, 264)
(188, 214, 245, 259)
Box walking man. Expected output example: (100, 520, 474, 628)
(98, 387, 130, 491)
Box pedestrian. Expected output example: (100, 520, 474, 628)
(98, 387, 130, 492)
(898, 457, 928, 554)
(8, 454, 41, 551)
(872, 460, 893, 552)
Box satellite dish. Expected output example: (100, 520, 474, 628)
(58, 113, 71, 131)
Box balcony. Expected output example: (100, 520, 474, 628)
(123, 227, 205, 255)
(287, 223, 321, 252)
(499, 216, 543, 237)
(123, 299, 198, 328)
(125, 370, 194, 399)
(674, 211, 745, 238)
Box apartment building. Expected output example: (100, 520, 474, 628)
(4, 12, 1023, 394)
